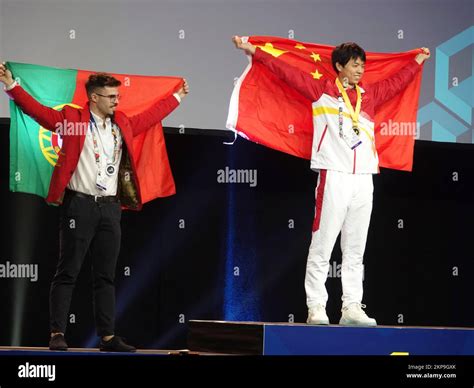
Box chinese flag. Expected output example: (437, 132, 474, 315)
(227, 36, 423, 171)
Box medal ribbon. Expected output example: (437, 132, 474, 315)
(335, 77, 362, 132)
(89, 113, 120, 174)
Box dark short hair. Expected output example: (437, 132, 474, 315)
(331, 42, 366, 73)
(85, 73, 121, 97)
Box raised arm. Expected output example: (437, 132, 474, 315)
(232, 36, 324, 102)
(129, 79, 189, 137)
(0, 62, 66, 131)
(371, 48, 430, 108)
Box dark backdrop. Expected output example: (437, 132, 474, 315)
(0, 119, 473, 349)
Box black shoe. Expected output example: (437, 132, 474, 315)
(49, 334, 68, 351)
(99, 336, 136, 353)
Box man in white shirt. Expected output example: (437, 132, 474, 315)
(0, 64, 189, 351)
(233, 37, 430, 327)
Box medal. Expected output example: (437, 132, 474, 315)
(106, 164, 116, 176)
(335, 78, 362, 136)
(90, 114, 121, 182)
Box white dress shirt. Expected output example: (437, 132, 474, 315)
(67, 111, 123, 196)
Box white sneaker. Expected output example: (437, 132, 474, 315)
(306, 304, 330, 325)
(339, 303, 377, 326)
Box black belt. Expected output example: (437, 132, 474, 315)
(65, 189, 118, 203)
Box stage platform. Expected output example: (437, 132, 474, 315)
(187, 320, 474, 355)
(2, 322, 472, 356)
(1, 326, 471, 385)
(0, 346, 217, 356)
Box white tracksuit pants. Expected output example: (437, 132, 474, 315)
(305, 169, 373, 309)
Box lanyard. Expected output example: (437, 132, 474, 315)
(89, 113, 120, 172)
(335, 78, 362, 135)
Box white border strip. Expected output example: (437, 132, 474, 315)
(225, 37, 253, 145)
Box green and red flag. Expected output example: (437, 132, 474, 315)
(7, 61, 181, 203)
(227, 36, 423, 171)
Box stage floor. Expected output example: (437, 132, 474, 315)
(0, 346, 221, 356)
(188, 320, 474, 355)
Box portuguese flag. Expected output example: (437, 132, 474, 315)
(7, 62, 182, 203)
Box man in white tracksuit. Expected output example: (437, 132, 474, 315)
(233, 37, 430, 326)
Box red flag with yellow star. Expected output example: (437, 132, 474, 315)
(227, 36, 423, 171)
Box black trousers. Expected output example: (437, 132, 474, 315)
(49, 190, 122, 337)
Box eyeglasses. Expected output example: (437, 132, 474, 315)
(95, 93, 121, 101)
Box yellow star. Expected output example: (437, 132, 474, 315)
(310, 52, 321, 62)
(256, 43, 287, 57)
(295, 43, 306, 50)
(310, 69, 323, 80)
